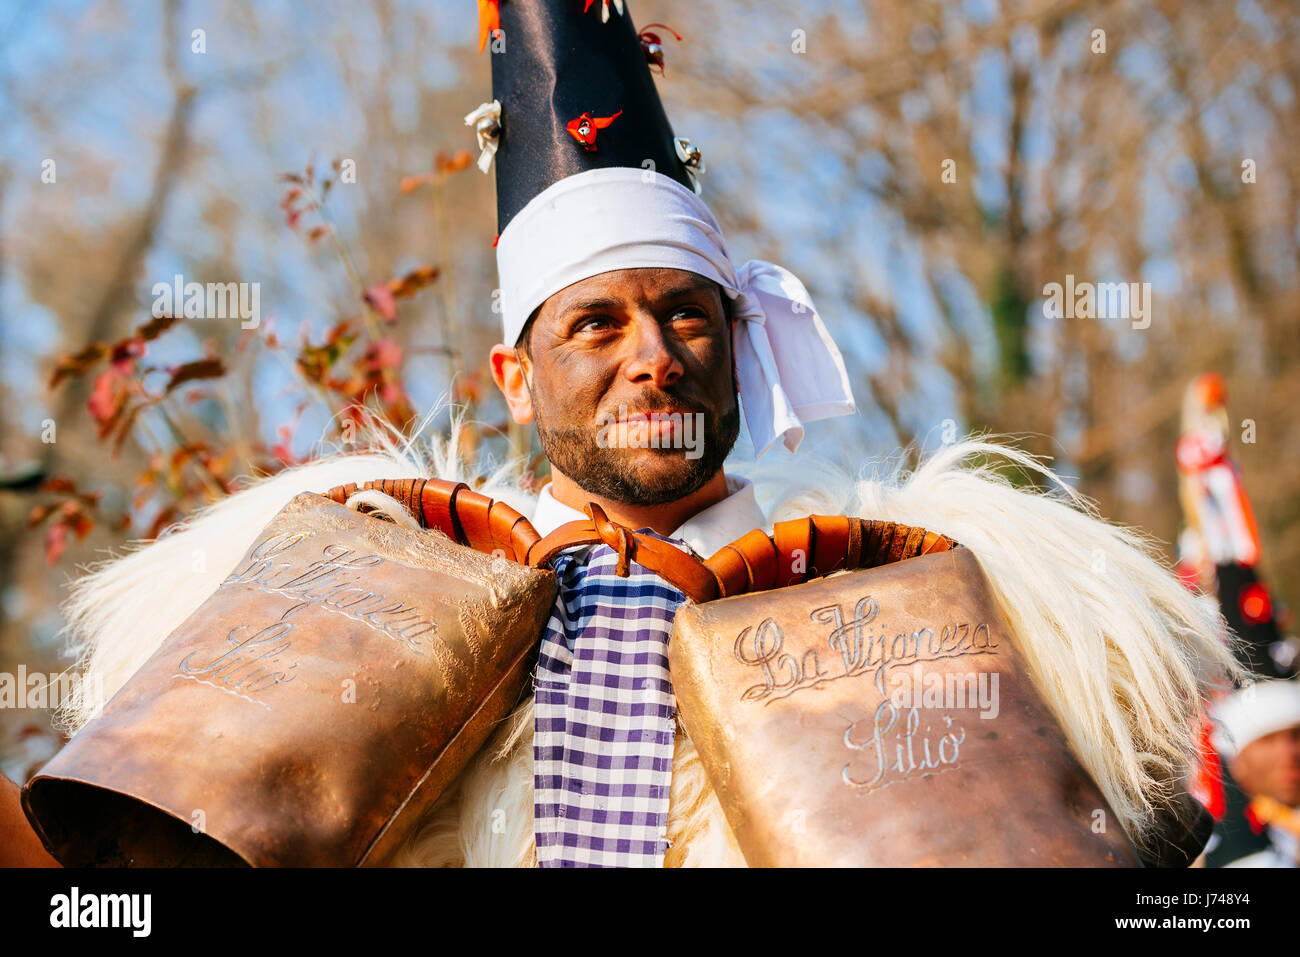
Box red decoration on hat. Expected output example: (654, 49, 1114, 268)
(638, 23, 683, 75)
(565, 110, 623, 151)
(583, 0, 625, 22)
(477, 0, 501, 53)
(1239, 581, 1273, 625)
(491, 232, 499, 248)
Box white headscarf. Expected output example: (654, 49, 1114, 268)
(494, 167, 857, 457)
(1212, 680, 1300, 762)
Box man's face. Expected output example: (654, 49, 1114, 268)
(513, 267, 740, 505)
(1230, 723, 1300, 806)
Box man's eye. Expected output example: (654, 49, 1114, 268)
(670, 307, 708, 321)
(576, 315, 613, 332)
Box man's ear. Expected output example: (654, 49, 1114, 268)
(489, 344, 535, 424)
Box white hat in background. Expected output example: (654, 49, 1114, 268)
(1211, 679, 1300, 762)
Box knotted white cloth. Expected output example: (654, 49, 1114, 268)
(494, 167, 856, 456)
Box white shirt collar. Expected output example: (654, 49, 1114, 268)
(530, 473, 766, 558)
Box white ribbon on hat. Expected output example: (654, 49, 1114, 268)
(494, 167, 856, 457)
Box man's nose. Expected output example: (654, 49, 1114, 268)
(621, 315, 684, 388)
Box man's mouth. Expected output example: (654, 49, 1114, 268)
(598, 405, 705, 448)
(618, 409, 696, 425)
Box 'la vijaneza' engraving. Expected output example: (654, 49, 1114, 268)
(842, 700, 967, 793)
(732, 594, 997, 702)
(221, 529, 439, 653)
(173, 527, 446, 706)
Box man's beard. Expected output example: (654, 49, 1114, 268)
(534, 401, 741, 507)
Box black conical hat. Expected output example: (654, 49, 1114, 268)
(489, 0, 693, 235)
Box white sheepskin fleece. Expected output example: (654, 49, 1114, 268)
(53, 427, 1239, 866)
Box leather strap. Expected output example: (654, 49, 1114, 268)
(322, 479, 958, 603)
(322, 478, 540, 563)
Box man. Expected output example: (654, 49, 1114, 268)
(492, 267, 797, 866)
(1207, 680, 1300, 867)
(3, 0, 1237, 868)
(469, 0, 857, 868)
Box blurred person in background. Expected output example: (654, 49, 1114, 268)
(1206, 680, 1300, 867)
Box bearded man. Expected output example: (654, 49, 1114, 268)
(2, 0, 1237, 868)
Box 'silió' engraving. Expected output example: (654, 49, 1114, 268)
(842, 700, 967, 793)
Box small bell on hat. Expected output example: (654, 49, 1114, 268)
(638, 22, 684, 75)
(674, 135, 707, 194)
(463, 100, 502, 173)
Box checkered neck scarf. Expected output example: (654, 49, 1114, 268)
(533, 534, 689, 867)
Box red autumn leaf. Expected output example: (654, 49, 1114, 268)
(364, 283, 398, 321)
(69, 510, 94, 540)
(49, 343, 109, 388)
(399, 173, 432, 194)
(296, 321, 359, 384)
(87, 370, 128, 434)
(306, 225, 331, 242)
(435, 150, 474, 175)
(39, 477, 77, 495)
(109, 338, 146, 374)
(44, 522, 68, 566)
(27, 503, 54, 528)
(111, 401, 151, 455)
(271, 426, 296, 465)
(162, 358, 226, 396)
(146, 505, 180, 541)
(369, 338, 404, 370)
(135, 313, 181, 342)
(391, 265, 441, 298)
